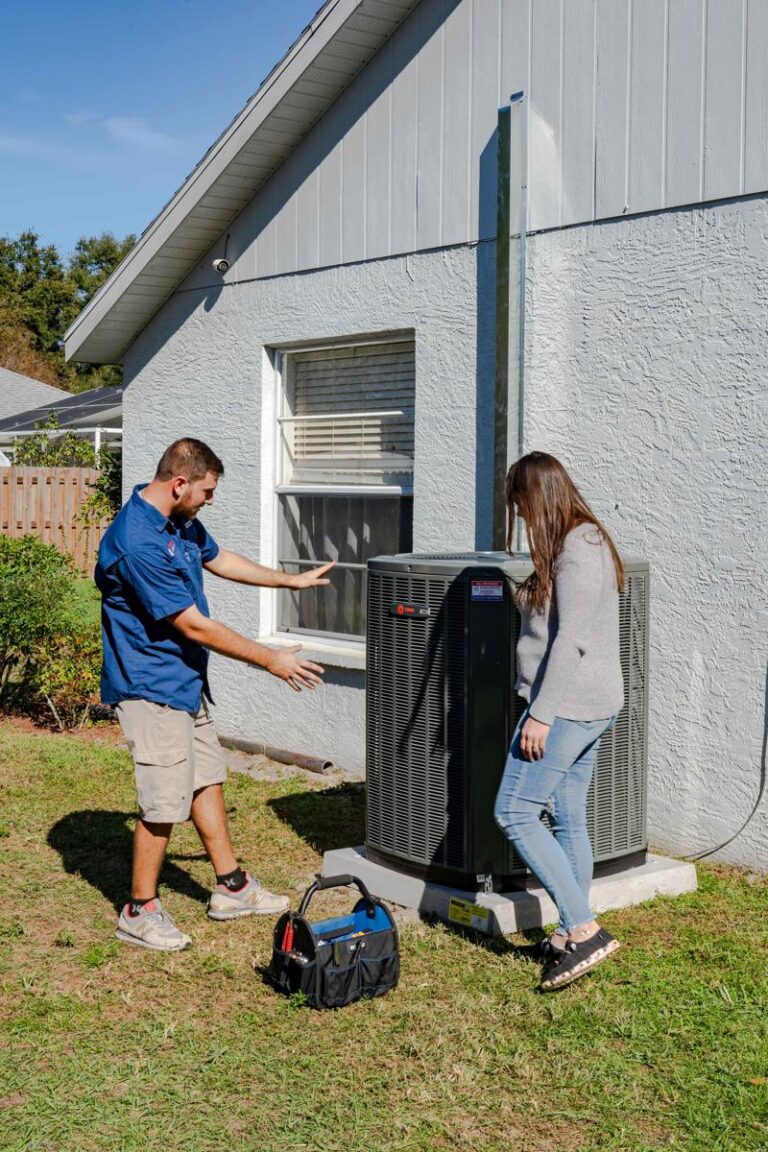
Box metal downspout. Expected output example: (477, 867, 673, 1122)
(492, 92, 528, 551)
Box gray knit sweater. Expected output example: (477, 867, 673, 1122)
(515, 522, 625, 726)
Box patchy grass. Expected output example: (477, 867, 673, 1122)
(0, 723, 766, 1152)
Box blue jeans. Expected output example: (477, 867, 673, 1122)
(494, 710, 617, 932)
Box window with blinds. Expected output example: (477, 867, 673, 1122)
(276, 338, 415, 640)
(280, 340, 415, 487)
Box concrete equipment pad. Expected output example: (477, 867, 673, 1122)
(321, 846, 698, 936)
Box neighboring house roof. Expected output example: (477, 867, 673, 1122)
(0, 367, 68, 422)
(0, 386, 123, 436)
(64, 0, 421, 366)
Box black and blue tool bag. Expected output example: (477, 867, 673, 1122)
(269, 874, 399, 1010)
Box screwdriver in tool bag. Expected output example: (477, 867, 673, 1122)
(281, 916, 294, 952)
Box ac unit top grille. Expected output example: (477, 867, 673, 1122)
(369, 551, 648, 577)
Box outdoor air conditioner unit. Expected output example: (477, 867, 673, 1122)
(365, 552, 649, 890)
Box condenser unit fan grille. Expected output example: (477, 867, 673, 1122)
(367, 571, 469, 868)
(586, 571, 647, 858)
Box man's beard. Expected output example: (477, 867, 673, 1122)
(175, 496, 201, 519)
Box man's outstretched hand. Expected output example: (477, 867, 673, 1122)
(265, 645, 325, 692)
(169, 606, 326, 691)
(289, 561, 335, 589)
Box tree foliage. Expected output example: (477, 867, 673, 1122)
(13, 411, 100, 468)
(69, 233, 134, 306)
(0, 296, 61, 385)
(0, 230, 135, 393)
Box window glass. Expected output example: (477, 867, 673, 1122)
(278, 495, 413, 638)
(277, 339, 415, 639)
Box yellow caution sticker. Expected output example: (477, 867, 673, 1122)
(447, 896, 492, 934)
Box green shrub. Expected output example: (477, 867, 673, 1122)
(70, 576, 101, 628)
(0, 536, 75, 708)
(0, 535, 103, 728)
(35, 620, 102, 731)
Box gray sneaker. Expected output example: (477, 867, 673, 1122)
(207, 873, 290, 921)
(115, 899, 192, 951)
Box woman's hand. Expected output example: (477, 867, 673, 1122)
(520, 716, 551, 761)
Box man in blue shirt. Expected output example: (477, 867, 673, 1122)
(96, 438, 332, 951)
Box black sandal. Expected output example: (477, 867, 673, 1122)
(539, 928, 620, 991)
(532, 936, 567, 963)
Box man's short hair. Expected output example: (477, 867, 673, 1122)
(154, 439, 225, 482)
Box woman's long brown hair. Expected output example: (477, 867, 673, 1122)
(505, 451, 624, 611)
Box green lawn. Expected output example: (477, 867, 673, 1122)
(0, 722, 766, 1152)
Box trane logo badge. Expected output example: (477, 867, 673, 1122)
(390, 602, 430, 619)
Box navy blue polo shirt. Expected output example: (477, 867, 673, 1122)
(95, 484, 220, 712)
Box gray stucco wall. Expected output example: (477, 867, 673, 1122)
(525, 195, 768, 867)
(122, 244, 494, 771)
(123, 193, 768, 868)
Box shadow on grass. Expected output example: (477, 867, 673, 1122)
(47, 810, 211, 910)
(267, 782, 365, 855)
(429, 915, 548, 959)
(267, 788, 547, 957)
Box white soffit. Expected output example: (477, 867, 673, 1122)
(64, 0, 421, 366)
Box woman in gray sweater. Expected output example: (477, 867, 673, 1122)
(494, 452, 625, 990)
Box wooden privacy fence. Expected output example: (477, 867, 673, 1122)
(0, 468, 110, 576)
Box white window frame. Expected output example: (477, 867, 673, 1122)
(258, 344, 281, 639)
(266, 334, 415, 645)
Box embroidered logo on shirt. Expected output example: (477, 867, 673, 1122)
(167, 539, 176, 556)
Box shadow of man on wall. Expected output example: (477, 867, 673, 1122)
(47, 809, 211, 911)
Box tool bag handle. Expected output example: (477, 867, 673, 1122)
(298, 873, 377, 917)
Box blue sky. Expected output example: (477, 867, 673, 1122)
(0, 0, 323, 258)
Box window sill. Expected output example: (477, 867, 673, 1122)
(259, 632, 367, 671)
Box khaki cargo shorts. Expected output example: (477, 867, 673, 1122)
(116, 698, 228, 823)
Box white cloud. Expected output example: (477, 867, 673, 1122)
(64, 111, 100, 127)
(0, 133, 129, 173)
(102, 116, 181, 152)
(0, 113, 183, 166)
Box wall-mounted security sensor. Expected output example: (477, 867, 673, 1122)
(212, 257, 230, 274)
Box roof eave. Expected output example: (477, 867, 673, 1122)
(64, 0, 419, 366)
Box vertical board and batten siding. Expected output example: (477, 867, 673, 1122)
(0, 468, 106, 576)
(212, 0, 768, 284)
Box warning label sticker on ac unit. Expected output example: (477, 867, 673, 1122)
(447, 897, 492, 934)
(471, 580, 503, 601)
